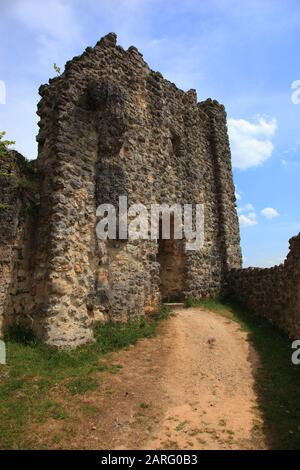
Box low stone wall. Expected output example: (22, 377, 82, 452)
(228, 233, 300, 338)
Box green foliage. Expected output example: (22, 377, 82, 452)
(0, 131, 40, 218)
(0, 131, 15, 157)
(139, 402, 149, 409)
(1, 130, 36, 202)
(0, 131, 38, 187)
(93, 318, 157, 353)
(0, 170, 12, 177)
(53, 63, 61, 76)
(186, 296, 228, 312)
(175, 420, 188, 432)
(0, 203, 10, 210)
(66, 377, 98, 395)
(185, 296, 194, 308)
(155, 303, 170, 320)
(33, 400, 69, 423)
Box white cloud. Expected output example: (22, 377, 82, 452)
(228, 116, 277, 170)
(239, 204, 279, 226)
(235, 190, 241, 201)
(261, 207, 279, 220)
(239, 210, 257, 227)
(234, 185, 241, 201)
(238, 202, 257, 227)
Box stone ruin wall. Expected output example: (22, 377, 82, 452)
(0, 33, 241, 348)
(0, 151, 38, 336)
(0, 152, 22, 335)
(228, 233, 300, 338)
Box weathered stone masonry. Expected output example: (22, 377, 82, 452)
(0, 33, 242, 348)
(228, 233, 300, 338)
(0, 150, 39, 336)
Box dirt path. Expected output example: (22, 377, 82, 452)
(55, 307, 265, 450)
(143, 307, 265, 450)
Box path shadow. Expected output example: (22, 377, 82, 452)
(227, 302, 300, 450)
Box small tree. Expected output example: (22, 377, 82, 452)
(0, 131, 15, 157)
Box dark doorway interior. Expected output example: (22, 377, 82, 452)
(157, 214, 185, 302)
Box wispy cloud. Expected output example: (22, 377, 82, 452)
(11, 0, 83, 67)
(238, 203, 257, 227)
(238, 204, 280, 226)
(228, 115, 277, 170)
(239, 212, 257, 227)
(238, 203, 255, 213)
(235, 188, 241, 201)
(238, 203, 257, 226)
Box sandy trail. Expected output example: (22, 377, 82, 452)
(60, 307, 265, 450)
(143, 308, 265, 450)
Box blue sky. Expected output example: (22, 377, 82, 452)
(0, 0, 299, 267)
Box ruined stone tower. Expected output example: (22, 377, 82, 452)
(0, 33, 242, 348)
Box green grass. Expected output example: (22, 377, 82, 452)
(189, 298, 300, 450)
(0, 203, 10, 209)
(78, 402, 100, 418)
(34, 400, 70, 422)
(0, 307, 170, 449)
(66, 377, 98, 395)
(175, 420, 188, 432)
(186, 296, 228, 312)
(139, 402, 150, 409)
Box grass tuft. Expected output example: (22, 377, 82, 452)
(66, 377, 98, 395)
